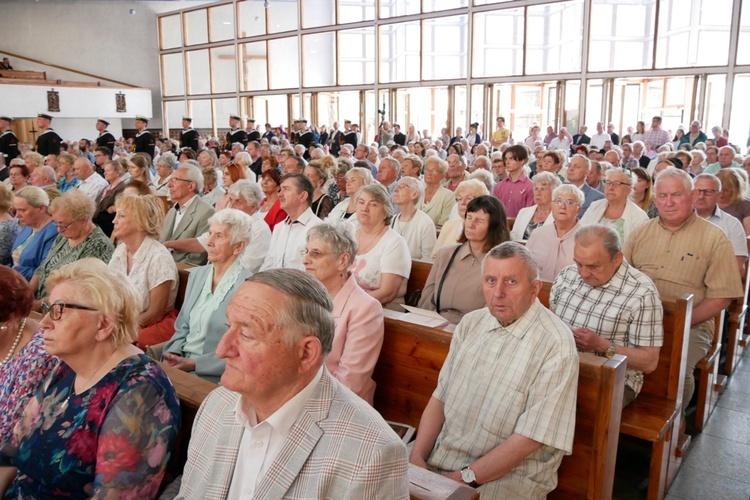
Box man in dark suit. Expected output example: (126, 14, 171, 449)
(607, 123, 620, 146)
(571, 125, 591, 151)
(94, 118, 116, 154)
(262, 122, 276, 142)
(246, 117, 261, 143)
(297, 119, 313, 160)
(0, 115, 20, 163)
(133, 115, 155, 159)
(226, 114, 248, 151)
(35, 113, 62, 156)
(329, 121, 342, 156)
(392, 123, 406, 146)
(179, 116, 200, 152)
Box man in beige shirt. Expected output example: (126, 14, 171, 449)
(622, 168, 743, 414)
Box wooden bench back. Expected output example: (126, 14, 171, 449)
(405, 259, 433, 307)
(0, 70, 46, 79)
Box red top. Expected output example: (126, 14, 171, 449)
(263, 197, 288, 231)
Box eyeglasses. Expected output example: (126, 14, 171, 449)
(56, 220, 76, 232)
(168, 177, 192, 184)
(603, 180, 631, 187)
(41, 301, 99, 321)
(553, 198, 579, 207)
(696, 188, 719, 196)
(300, 248, 330, 259)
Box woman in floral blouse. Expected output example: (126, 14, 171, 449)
(0, 259, 180, 499)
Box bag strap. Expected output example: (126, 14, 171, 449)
(435, 243, 464, 313)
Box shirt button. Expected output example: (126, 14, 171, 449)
(255, 440, 263, 448)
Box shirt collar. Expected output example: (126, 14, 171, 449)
(485, 300, 543, 339)
(233, 366, 324, 431)
(286, 207, 315, 225)
(657, 210, 698, 232)
(175, 194, 198, 213)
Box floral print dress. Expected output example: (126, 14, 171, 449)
(2, 354, 180, 499)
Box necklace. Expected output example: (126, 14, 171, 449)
(358, 225, 387, 254)
(0, 317, 27, 364)
(73, 349, 118, 396)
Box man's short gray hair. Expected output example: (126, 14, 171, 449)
(37, 165, 57, 183)
(247, 269, 334, 353)
(208, 208, 253, 246)
(380, 156, 401, 176)
(177, 163, 204, 193)
(694, 173, 721, 191)
(347, 166, 374, 186)
(483, 241, 540, 282)
(575, 224, 621, 257)
(654, 166, 693, 192)
(228, 179, 263, 206)
(234, 151, 251, 167)
(306, 222, 358, 270)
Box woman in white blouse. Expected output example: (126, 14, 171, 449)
(419, 156, 455, 228)
(326, 166, 373, 225)
(352, 184, 411, 309)
(390, 177, 436, 260)
(109, 194, 178, 350)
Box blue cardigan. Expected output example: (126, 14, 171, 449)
(163, 263, 252, 384)
(11, 221, 58, 280)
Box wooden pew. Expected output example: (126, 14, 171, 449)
(0, 69, 46, 79)
(538, 285, 693, 500)
(725, 236, 750, 375)
(375, 312, 626, 499)
(694, 311, 725, 431)
(405, 259, 434, 307)
(175, 262, 196, 310)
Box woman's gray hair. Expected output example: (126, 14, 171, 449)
(468, 170, 494, 193)
(208, 208, 253, 246)
(158, 151, 178, 170)
(605, 166, 635, 184)
(354, 183, 395, 226)
(552, 184, 585, 206)
(336, 156, 355, 175)
(425, 155, 449, 175)
(247, 268, 334, 353)
(49, 189, 96, 221)
(228, 179, 263, 206)
(396, 176, 423, 205)
(483, 241, 540, 282)
(575, 224, 621, 257)
(234, 151, 251, 167)
(15, 186, 49, 208)
(456, 178, 490, 198)
(306, 222, 358, 270)
(177, 163, 204, 193)
(347, 166, 374, 186)
(532, 171, 562, 190)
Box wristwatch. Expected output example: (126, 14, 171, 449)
(461, 466, 480, 488)
(603, 342, 616, 359)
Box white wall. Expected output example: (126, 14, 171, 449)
(0, 0, 212, 130)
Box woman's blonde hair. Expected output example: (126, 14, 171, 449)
(46, 258, 140, 347)
(114, 193, 165, 238)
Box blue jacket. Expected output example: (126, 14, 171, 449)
(11, 221, 58, 280)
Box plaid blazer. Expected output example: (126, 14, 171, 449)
(176, 369, 409, 499)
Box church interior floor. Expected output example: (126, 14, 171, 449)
(613, 346, 750, 499)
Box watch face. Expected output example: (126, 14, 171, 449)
(461, 467, 476, 483)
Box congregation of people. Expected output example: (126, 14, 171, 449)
(1, 109, 750, 498)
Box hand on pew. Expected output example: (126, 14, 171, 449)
(162, 352, 196, 372)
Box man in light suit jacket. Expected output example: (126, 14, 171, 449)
(160, 164, 215, 266)
(172, 269, 409, 499)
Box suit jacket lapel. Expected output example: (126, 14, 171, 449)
(253, 372, 335, 499)
(214, 401, 245, 494)
(174, 198, 199, 238)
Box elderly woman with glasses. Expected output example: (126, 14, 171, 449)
(11, 186, 58, 280)
(390, 177, 436, 259)
(154, 151, 178, 196)
(29, 190, 114, 306)
(159, 209, 254, 383)
(419, 196, 510, 325)
(0, 259, 179, 499)
(526, 185, 584, 282)
(0, 267, 58, 445)
(302, 223, 384, 404)
(510, 171, 561, 241)
(581, 167, 648, 244)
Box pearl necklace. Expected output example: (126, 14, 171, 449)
(0, 317, 27, 364)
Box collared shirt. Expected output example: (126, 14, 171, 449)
(492, 173, 534, 218)
(428, 302, 578, 499)
(550, 262, 664, 395)
(77, 172, 108, 201)
(590, 132, 611, 149)
(702, 161, 742, 175)
(173, 194, 199, 233)
(704, 205, 749, 258)
(227, 366, 324, 500)
(623, 212, 744, 307)
(548, 137, 571, 151)
(259, 207, 322, 271)
(642, 127, 670, 149)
